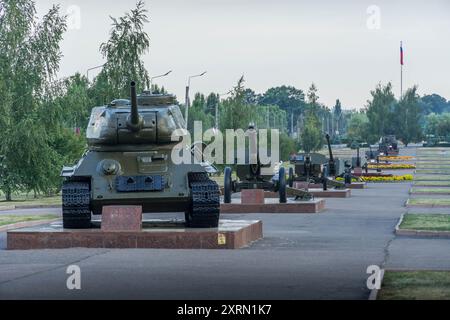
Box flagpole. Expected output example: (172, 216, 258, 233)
(401, 64, 403, 99)
(400, 41, 403, 99)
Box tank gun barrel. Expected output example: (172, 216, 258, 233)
(127, 81, 142, 131)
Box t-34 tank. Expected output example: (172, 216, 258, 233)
(61, 82, 220, 229)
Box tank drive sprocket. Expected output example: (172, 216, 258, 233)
(185, 172, 220, 228)
(62, 181, 91, 229)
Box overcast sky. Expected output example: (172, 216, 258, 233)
(35, 0, 450, 109)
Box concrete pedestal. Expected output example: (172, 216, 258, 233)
(241, 189, 265, 204)
(101, 205, 142, 232)
(221, 198, 325, 214)
(265, 188, 351, 198)
(7, 219, 263, 250)
(294, 181, 366, 190)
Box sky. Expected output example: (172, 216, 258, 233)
(35, 0, 450, 109)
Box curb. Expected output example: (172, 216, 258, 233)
(368, 269, 385, 300)
(0, 218, 60, 232)
(409, 191, 450, 196)
(413, 184, 450, 187)
(394, 213, 405, 231)
(405, 199, 450, 208)
(396, 228, 450, 238)
(406, 204, 450, 208)
(0, 206, 16, 211)
(0, 204, 60, 211)
(14, 204, 61, 209)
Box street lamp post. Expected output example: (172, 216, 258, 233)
(185, 71, 207, 130)
(86, 64, 105, 81)
(149, 70, 172, 94)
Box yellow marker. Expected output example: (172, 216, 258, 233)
(217, 233, 226, 245)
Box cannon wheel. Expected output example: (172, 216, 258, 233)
(278, 167, 287, 203)
(224, 167, 232, 204)
(288, 167, 294, 188)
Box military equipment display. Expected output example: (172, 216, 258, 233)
(423, 135, 450, 147)
(61, 81, 220, 229)
(378, 135, 399, 156)
(223, 124, 289, 203)
(288, 134, 351, 189)
(348, 143, 368, 170)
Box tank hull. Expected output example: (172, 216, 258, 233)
(65, 144, 206, 215)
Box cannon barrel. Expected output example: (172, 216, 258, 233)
(325, 133, 336, 176)
(127, 81, 141, 131)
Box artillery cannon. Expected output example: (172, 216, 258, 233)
(287, 133, 353, 190)
(223, 124, 311, 203)
(61, 81, 220, 229)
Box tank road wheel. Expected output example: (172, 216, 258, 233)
(278, 167, 287, 203)
(185, 172, 220, 228)
(224, 167, 232, 204)
(288, 167, 294, 188)
(62, 181, 91, 229)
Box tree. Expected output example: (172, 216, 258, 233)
(279, 132, 298, 161)
(259, 85, 306, 135)
(95, 0, 150, 101)
(58, 73, 92, 129)
(300, 116, 323, 153)
(394, 86, 423, 146)
(220, 76, 257, 130)
(187, 92, 214, 131)
(346, 112, 369, 143)
(299, 83, 324, 152)
(365, 83, 397, 143)
(205, 92, 219, 115)
(436, 114, 450, 138)
(424, 113, 450, 138)
(333, 99, 342, 135)
(419, 94, 449, 115)
(0, 0, 68, 198)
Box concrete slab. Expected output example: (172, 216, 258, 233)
(6, 219, 263, 250)
(220, 198, 325, 213)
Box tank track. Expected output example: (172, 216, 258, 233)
(186, 172, 220, 228)
(62, 181, 92, 229)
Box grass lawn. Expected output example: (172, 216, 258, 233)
(0, 214, 58, 227)
(410, 188, 450, 194)
(378, 271, 450, 300)
(417, 159, 450, 163)
(414, 181, 450, 186)
(407, 198, 450, 206)
(416, 170, 450, 174)
(414, 175, 450, 181)
(0, 194, 61, 208)
(400, 213, 450, 231)
(416, 165, 450, 169)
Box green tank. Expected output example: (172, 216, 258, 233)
(61, 81, 220, 229)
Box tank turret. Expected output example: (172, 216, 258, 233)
(86, 81, 185, 148)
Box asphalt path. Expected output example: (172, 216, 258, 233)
(0, 183, 410, 299)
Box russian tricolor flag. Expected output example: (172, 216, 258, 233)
(400, 41, 404, 65)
